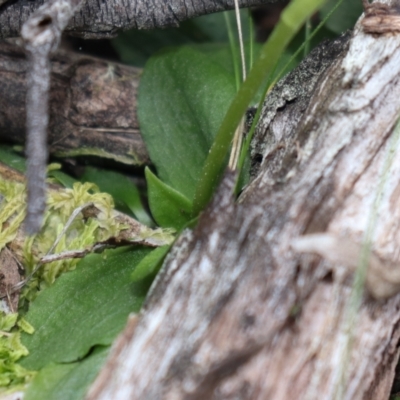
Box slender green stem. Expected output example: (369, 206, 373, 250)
(192, 0, 327, 216)
(235, 78, 271, 178)
(224, 12, 241, 91)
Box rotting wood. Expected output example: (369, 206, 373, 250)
(87, 1, 400, 398)
(0, 40, 148, 166)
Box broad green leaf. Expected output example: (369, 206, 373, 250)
(131, 245, 171, 282)
(145, 168, 192, 230)
(24, 347, 109, 400)
(20, 247, 152, 370)
(138, 46, 236, 200)
(320, 0, 362, 34)
(80, 167, 153, 226)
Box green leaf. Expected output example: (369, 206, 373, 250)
(131, 245, 171, 282)
(48, 170, 76, 189)
(20, 247, 152, 370)
(24, 347, 109, 400)
(320, 0, 362, 34)
(0, 146, 26, 172)
(138, 46, 236, 200)
(80, 167, 153, 226)
(145, 168, 192, 230)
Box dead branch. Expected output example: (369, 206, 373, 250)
(0, 40, 147, 165)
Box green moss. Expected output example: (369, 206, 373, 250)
(0, 314, 35, 393)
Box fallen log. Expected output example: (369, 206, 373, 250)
(87, 1, 400, 398)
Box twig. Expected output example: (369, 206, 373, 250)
(47, 202, 94, 255)
(11, 202, 94, 293)
(21, 0, 84, 234)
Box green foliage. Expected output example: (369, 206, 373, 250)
(24, 347, 108, 400)
(20, 247, 152, 370)
(131, 244, 171, 282)
(145, 167, 192, 230)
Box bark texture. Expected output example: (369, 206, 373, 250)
(87, 1, 400, 399)
(0, 0, 280, 39)
(0, 40, 148, 165)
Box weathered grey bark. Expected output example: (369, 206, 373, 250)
(0, 0, 281, 39)
(86, 1, 400, 399)
(0, 40, 148, 165)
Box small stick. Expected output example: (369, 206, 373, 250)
(11, 202, 94, 292)
(21, 0, 84, 234)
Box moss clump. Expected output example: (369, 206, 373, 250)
(0, 313, 35, 393)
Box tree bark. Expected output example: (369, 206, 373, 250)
(86, 1, 400, 399)
(0, 40, 148, 165)
(0, 0, 281, 39)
